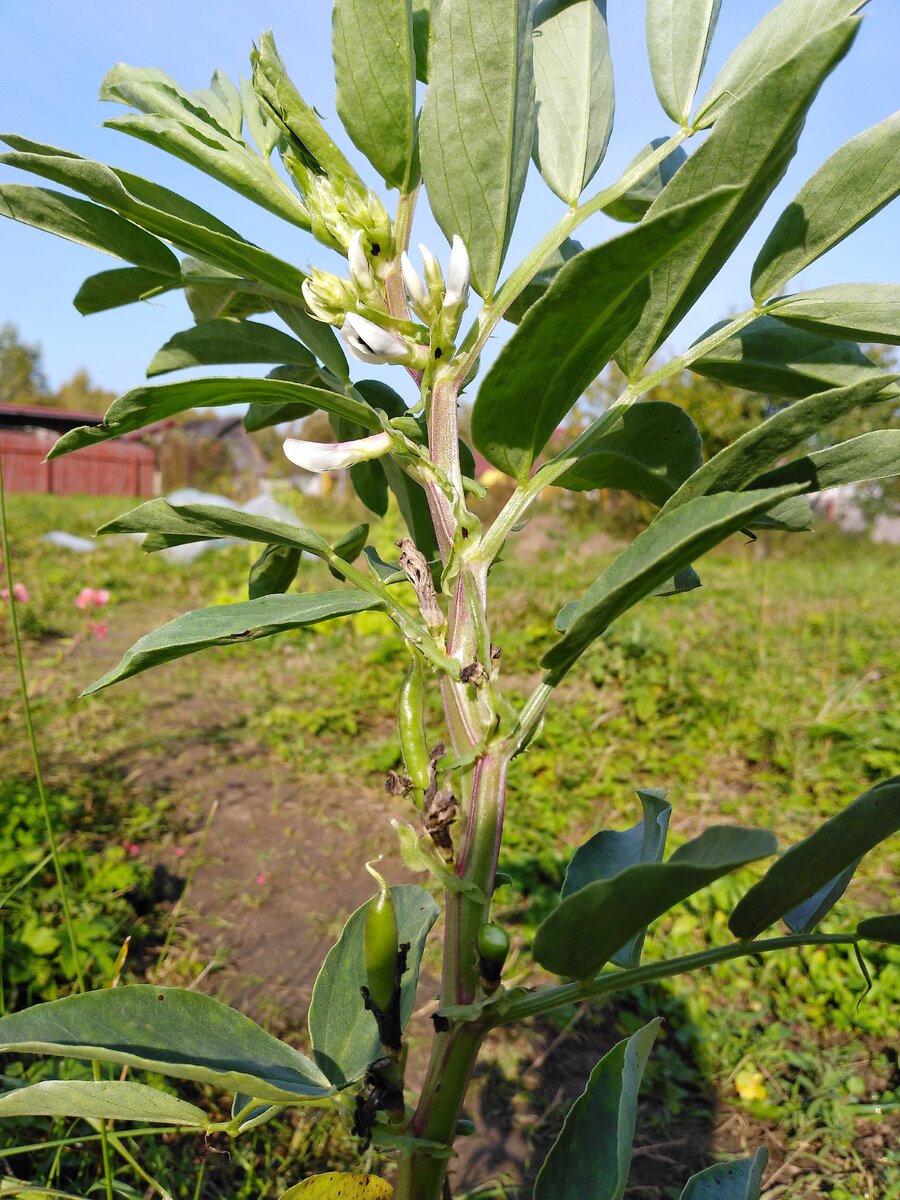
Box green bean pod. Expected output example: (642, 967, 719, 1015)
(398, 659, 430, 792)
(364, 861, 399, 1013)
(477, 922, 511, 992)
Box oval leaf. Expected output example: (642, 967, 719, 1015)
(0, 1079, 208, 1127)
(729, 777, 900, 941)
(249, 544, 303, 599)
(783, 860, 860, 934)
(562, 788, 672, 968)
(74, 265, 181, 315)
(532, 0, 614, 204)
(333, 0, 417, 189)
(752, 112, 900, 303)
(750, 429, 900, 494)
(0, 184, 179, 273)
(659, 374, 898, 517)
(0, 986, 333, 1103)
(619, 21, 859, 376)
(279, 1175, 392, 1200)
(646, 0, 721, 125)
(690, 316, 899, 399)
(535, 826, 776, 980)
(680, 1149, 767, 1199)
(472, 189, 736, 481)
(767, 284, 900, 346)
(309, 885, 439, 1088)
(148, 318, 318, 377)
(856, 915, 900, 946)
(420, 0, 536, 298)
(82, 590, 384, 695)
(601, 139, 687, 224)
(555, 401, 703, 504)
(533, 1019, 661, 1200)
(48, 377, 379, 460)
(541, 487, 799, 683)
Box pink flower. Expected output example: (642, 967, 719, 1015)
(89, 621, 109, 641)
(1, 582, 29, 603)
(76, 587, 110, 610)
(172, 846, 186, 858)
(126, 843, 140, 856)
(255, 872, 268, 886)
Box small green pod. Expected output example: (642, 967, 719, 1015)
(398, 659, 430, 791)
(364, 861, 399, 1012)
(477, 922, 511, 991)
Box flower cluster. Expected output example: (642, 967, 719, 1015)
(1, 582, 29, 603)
(76, 586, 110, 639)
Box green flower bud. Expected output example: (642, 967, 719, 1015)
(364, 861, 399, 1013)
(301, 268, 356, 325)
(477, 922, 510, 991)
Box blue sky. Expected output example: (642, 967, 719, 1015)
(1, 1, 897, 403)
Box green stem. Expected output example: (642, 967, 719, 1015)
(494, 933, 859, 1026)
(0, 1126, 207, 1158)
(0, 454, 116, 1200)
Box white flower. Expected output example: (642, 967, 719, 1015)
(445, 235, 470, 309)
(282, 430, 392, 472)
(340, 312, 411, 364)
(418, 243, 445, 298)
(401, 250, 431, 315)
(347, 229, 378, 298)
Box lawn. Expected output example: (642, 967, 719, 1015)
(1, 489, 898, 1199)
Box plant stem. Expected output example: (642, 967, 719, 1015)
(494, 933, 859, 1025)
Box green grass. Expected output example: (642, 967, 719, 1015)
(1, 490, 898, 1198)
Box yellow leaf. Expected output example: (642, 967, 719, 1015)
(734, 1069, 768, 1103)
(279, 1174, 393, 1200)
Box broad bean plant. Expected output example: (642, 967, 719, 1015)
(1, 1, 899, 1197)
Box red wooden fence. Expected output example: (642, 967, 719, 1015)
(0, 429, 155, 497)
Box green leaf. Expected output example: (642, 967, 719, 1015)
(98, 63, 310, 231)
(533, 1019, 660, 1200)
(619, 20, 859, 376)
(419, 0, 536, 298)
(532, 0, 614, 204)
(752, 112, 900, 302)
(535, 826, 776, 980)
(646, 0, 722, 125)
(690, 316, 899, 399)
(751, 429, 900, 493)
(179, 257, 273, 324)
(0, 1079, 208, 1127)
(74, 266, 181, 315)
(541, 487, 798, 683)
(856, 914, 900, 946)
(331, 523, 369, 567)
(98, 498, 330, 557)
(252, 32, 364, 186)
(601, 140, 687, 224)
(309, 885, 439, 1087)
(0, 184, 179, 273)
(241, 75, 280, 160)
(555, 402, 703, 504)
(82, 590, 384, 695)
(783, 861, 860, 934)
(249, 545, 303, 600)
(275, 302, 350, 382)
(556, 566, 701, 631)
(767, 284, 900, 346)
(147, 318, 319, 377)
(504, 238, 584, 325)
(0, 136, 306, 301)
(49, 376, 379, 459)
(472, 190, 736, 480)
(680, 1149, 767, 1199)
(244, 365, 325, 433)
(659, 374, 898, 517)
(0, 985, 333, 1103)
(695, 0, 866, 129)
(729, 777, 900, 940)
(562, 789, 672, 968)
(412, 0, 432, 81)
(333, 0, 417, 190)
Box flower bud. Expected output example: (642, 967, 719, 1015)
(282, 430, 391, 472)
(445, 236, 471, 310)
(340, 313, 428, 368)
(347, 230, 380, 302)
(401, 251, 434, 323)
(301, 268, 357, 325)
(418, 243, 445, 310)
